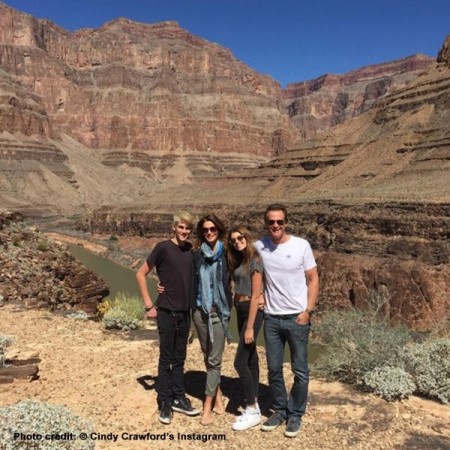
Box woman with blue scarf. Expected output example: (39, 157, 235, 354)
(191, 214, 232, 426)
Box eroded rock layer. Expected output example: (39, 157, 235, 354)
(283, 54, 434, 139)
(0, 3, 295, 158)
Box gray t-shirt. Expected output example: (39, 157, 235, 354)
(233, 257, 264, 297)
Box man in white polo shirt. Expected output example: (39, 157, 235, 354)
(255, 203, 319, 438)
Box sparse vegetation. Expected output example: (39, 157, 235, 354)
(102, 292, 145, 331)
(362, 366, 415, 401)
(400, 339, 450, 403)
(0, 334, 14, 366)
(0, 400, 95, 450)
(313, 290, 450, 403)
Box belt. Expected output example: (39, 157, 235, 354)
(265, 313, 300, 319)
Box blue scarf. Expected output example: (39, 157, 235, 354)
(198, 241, 230, 342)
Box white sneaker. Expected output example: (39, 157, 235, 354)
(232, 408, 261, 431)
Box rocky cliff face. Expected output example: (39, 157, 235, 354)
(0, 3, 294, 159)
(0, 4, 448, 330)
(283, 54, 435, 139)
(283, 55, 435, 139)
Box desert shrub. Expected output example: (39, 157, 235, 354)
(96, 299, 111, 318)
(362, 366, 415, 401)
(313, 301, 412, 384)
(0, 400, 95, 450)
(0, 334, 14, 366)
(108, 235, 118, 241)
(400, 338, 450, 403)
(102, 292, 145, 331)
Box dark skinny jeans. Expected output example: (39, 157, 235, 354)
(156, 308, 190, 406)
(234, 300, 264, 406)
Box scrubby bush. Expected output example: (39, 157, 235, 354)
(313, 307, 411, 384)
(0, 400, 95, 450)
(0, 334, 14, 366)
(400, 338, 450, 403)
(312, 290, 450, 404)
(102, 292, 145, 331)
(362, 366, 415, 401)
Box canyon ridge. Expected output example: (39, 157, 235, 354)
(0, 2, 449, 330)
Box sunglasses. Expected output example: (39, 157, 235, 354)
(268, 219, 285, 226)
(230, 235, 245, 245)
(202, 226, 218, 234)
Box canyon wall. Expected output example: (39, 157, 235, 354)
(0, 3, 295, 159)
(283, 55, 435, 139)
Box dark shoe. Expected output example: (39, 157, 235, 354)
(261, 412, 285, 431)
(159, 401, 173, 424)
(284, 416, 301, 438)
(172, 397, 201, 416)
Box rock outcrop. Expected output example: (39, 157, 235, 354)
(283, 55, 434, 139)
(0, 210, 109, 314)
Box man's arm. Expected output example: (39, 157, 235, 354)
(296, 266, 319, 325)
(136, 260, 157, 318)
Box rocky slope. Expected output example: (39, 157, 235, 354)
(0, 210, 109, 314)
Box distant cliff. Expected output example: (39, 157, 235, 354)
(283, 54, 434, 139)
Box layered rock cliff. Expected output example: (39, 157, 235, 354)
(0, 2, 294, 159)
(283, 54, 435, 139)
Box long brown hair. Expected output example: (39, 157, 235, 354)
(227, 225, 259, 276)
(194, 214, 227, 251)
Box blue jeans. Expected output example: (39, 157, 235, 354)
(264, 314, 310, 419)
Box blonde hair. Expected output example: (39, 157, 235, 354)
(173, 211, 194, 228)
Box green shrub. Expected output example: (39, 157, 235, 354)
(0, 400, 95, 449)
(102, 292, 145, 331)
(313, 307, 411, 384)
(0, 334, 14, 366)
(362, 366, 415, 401)
(401, 339, 450, 403)
(36, 242, 49, 252)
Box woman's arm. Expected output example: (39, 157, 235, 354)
(244, 270, 263, 344)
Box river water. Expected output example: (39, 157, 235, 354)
(68, 244, 320, 362)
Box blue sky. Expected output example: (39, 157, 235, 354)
(4, 0, 450, 87)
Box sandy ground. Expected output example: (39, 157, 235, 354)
(1, 303, 449, 450)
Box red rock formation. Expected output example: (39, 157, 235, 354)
(283, 55, 434, 139)
(0, 3, 295, 157)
